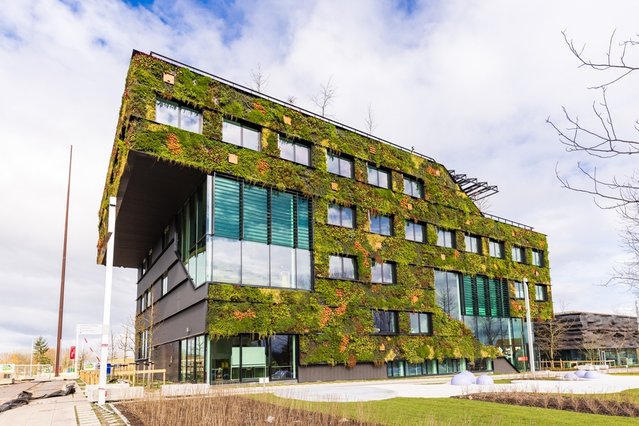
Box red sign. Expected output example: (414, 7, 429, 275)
(69, 346, 76, 360)
(517, 356, 528, 361)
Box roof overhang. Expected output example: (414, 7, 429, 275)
(106, 151, 205, 267)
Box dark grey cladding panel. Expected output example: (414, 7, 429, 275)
(154, 277, 208, 322)
(137, 244, 180, 297)
(151, 300, 208, 346)
(298, 363, 386, 382)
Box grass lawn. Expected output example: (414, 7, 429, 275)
(254, 394, 639, 425)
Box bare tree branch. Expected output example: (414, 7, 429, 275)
(549, 31, 639, 292)
(365, 104, 375, 134)
(311, 76, 336, 117)
(250, 63, 269, 93)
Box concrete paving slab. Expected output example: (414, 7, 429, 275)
(0, 380, 101, 426)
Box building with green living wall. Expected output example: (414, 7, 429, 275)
(98, 50, 552, 383)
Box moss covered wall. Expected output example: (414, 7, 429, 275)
(99, 51, 552, 367)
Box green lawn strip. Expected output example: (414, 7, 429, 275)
(252, 394, 638, 425)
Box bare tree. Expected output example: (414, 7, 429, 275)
(286, 95, 297, 104)
(118, 316, 135, 363)
(365, 104, 375, 134)
(311, 76, 336, 117)
(534, 317, 574, 362)
(250, 63, 268, 93)
(547, 30, 639, 290)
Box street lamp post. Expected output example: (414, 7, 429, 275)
(98, 197, 117, 405)
(522, 278, 536, 373)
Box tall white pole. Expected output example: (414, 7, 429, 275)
(523, 278, 536, 373)
(98, 197, 116, 405)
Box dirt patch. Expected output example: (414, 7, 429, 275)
(455, 392, 639, 417)
(116, 395, 375, 426)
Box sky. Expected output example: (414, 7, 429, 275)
(1, 0, 638, 354)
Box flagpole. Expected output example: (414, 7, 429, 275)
(55, 145, 72, 377)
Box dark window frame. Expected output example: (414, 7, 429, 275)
(535, 284, 549, 301)
(370, 213, 393, 236)
(409, 312, 433, 335)
(326, 152, 354, 178)
(464, 233, 482, 254)
(279, 136, 311, 166)
(155, 98, 202, 133)
(532, 249, 544, 267)
(403, 175, 424, 198)
(488, 239, 504, 258)
(436, 227, 455, 248)
(222, 119, 261, 151)
(372, 310, 399, 335)
(327, 204, 355, 228)
(405, 220, 426, 242)
(328, 255, 358, 280)
(367, 164, 391, 189)
(371, 260, 396, 284)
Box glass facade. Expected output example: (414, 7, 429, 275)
(434, 270, 461, 319)
(387, 359, 463, 377)
(179, 335, 207, 383)
(210, 335, 297, 383)
(177, 176, 312, 289)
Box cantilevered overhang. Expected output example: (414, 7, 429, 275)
(106, 151, 204, 268)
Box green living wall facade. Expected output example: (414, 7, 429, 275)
(99, 51, 551, 379)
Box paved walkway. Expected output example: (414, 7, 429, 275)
(268, 373, 639, 402)
(0, 379, 101, 426)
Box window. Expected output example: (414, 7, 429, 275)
(178, 176, 313, 290)
(373, 311, 398, 334)
(535, 284, 548, 301)
(138, 329, 149, 359)
(367, 164, 390, 188)
(405, 221, 425, 242)
(371, 261, 395, 284)
(327, 153, 353, 178)
(162, 226, 172, 250)
(370, 214, 392, 236)
(327, 204, 354, 228)
(403, 176, 423, 198)
(436, 228, 455, 248)
(514, 281, 526, 299)
(156, 99, 202, 133)
(279, 137, 310, 166)
(511, 246, 525, 263)
(464, 234, 482, 254)
(161, 274, 169, 297)
(222, 119, 260, 151)
(435, 270, 461, 319)
(462, 276, 510, 318)
(329, 255, 357, 280)
(532, 249, 544, 267)
(488, 239, 504, 258)
(409, 313, 432, 335)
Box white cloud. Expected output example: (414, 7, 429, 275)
(1, 0, 638, 351)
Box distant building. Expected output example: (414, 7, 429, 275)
(97, 50, 552, 383)
(536, 311, 639, 367)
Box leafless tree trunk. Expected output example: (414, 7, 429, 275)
(365, 104, 375, 134)
(311, 76, 336, 117)
(535, 317, 574, 362)
(250, 63, 268, 93)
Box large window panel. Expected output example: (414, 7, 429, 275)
(214, 177, 240, 239)
(297, 198, 311, 250)
(243, 185, 268, 243)
(271, 192, 294, 247)
(241, 241, 270, 286)
(435, 270, 461, 319)
(270, 245, 295, 288)
(222, 120, 260, 151)
(373, 311, 398, 334)
(296, 249, 312, 290)
(212, 237, 241, 283)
